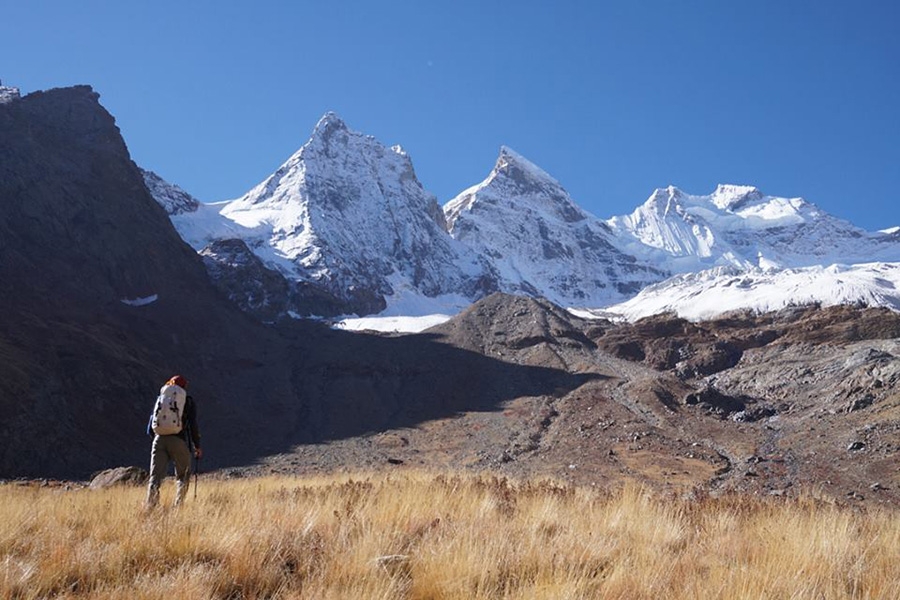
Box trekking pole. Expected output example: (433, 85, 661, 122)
(194, 454, 200, 501)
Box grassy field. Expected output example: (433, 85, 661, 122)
(2, 471, 898, 599)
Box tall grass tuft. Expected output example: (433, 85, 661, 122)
(2, 472, 898, 599)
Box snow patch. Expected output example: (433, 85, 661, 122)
(330, 275, 468, 332)
(334, 314, 452, 333)
(121, 294, 158, 307)
(600, 262, 900, 322)
(0, 85, 21, 104)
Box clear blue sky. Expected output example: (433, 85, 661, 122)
(4, 1, 898, 230)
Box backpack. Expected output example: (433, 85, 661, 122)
(150, 383, 187, 435)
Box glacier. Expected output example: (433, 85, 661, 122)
(601, 263, 900, 322)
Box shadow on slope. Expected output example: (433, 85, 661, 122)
(0, 300, 599, 480)
(206, 319, 601, 472)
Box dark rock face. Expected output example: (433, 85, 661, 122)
(684, 386, 748, 417)
(199, 238, 359, 320)
(201, 238, 292, 321)
(410, 294, 900, 505)
(428, 293, 598, 359)
(0, 86, 287, 477)
(0, 86, 198, 305)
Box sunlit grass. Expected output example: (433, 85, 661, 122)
(2, 472, 898, 599)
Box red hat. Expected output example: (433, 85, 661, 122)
(167, 375, 188, 389)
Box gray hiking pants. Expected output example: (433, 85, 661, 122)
(146, 434, 192, 508)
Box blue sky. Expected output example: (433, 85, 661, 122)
(3, 1, 898, 230)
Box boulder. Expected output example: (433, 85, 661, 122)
(89, 466, 148, 489)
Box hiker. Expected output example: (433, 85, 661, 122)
(145, 375, 202, 509)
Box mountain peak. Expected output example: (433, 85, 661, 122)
(492, 145, 558, 187)
(445, 145, 589, 227)
(309, 111, 350, 145)
(648, 185, 686, 199)
(314, 111, 347, 130)
(215, 109, 492, 316)
(643, 186, 687, 214)
(711, 184, 764, 211)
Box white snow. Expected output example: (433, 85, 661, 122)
(141, 169, 200, 215)
(332, 274, 467, 332)
(606, 187, 724, 262)
(381, 274, 473, 315)
(334, 314, 452, 333)
(606, 185, 900, 274)
(121, 294, 158, 307)
(601, 262, 900, 322)
(567, 307, 627, 322)
(0, 85, 20, 104)
(496, 145, 560, 185)
(733, 196, 809, 228)
(709, 184, 761, 210)
(170, 202, 244, 248)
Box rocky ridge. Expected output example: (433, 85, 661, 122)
(140, 168, 200, 215)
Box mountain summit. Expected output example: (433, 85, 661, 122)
(444, 146, 666, 306)
(607, 185, 900, 273)
(446, 146, 587, 225)
(215, 112, 495, 315)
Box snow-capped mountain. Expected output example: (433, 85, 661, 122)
(599, 262, 900, 322)
(607, 184, 900, 272)
(142, 113, 900, 325)
(152, 113, 496, 317)
(444, 146, 667, 306)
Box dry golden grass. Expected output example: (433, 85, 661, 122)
(2, 471, 899, 599)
